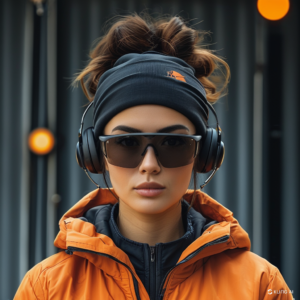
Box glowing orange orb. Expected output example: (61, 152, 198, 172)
(257, 0, 290, 20)
(28, 128, 55, 155)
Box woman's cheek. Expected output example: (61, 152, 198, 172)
(165, 163, 194, 196)
(108, 164, 134, 197)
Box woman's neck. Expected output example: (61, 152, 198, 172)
(116, 199, 185, 246)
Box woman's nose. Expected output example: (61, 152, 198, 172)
(138, 145, 161, 172)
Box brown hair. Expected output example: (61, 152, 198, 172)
(72, 11, 230, 213)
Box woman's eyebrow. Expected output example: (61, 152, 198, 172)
(111, 124, 190, 133)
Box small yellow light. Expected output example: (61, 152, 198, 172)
(257, 0, 290, 21)
(28, 128, 55, 155)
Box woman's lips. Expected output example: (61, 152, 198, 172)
(134, 188, 165, 197)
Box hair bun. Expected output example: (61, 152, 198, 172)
(72, 11, 230, 104)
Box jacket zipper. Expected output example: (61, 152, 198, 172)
(66, 234, 229, 300)
(66, 246, 142, 300)
(158, 234, 230, 300)
(150, 246, 156, 300)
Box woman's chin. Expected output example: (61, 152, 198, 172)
(124, 197, 177, 215)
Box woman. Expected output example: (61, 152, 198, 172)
(15, 12, 292, 300)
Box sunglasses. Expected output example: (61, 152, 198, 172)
(99, 133, 202, 168)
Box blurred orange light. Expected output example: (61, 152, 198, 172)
(257, 0, 290, 20)
(28, 128, 55, 155)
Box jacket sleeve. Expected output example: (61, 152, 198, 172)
(262, 267, 294, 300)
(13, 272, 39, 300)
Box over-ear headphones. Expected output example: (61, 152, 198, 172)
(76, 101, 225, 190)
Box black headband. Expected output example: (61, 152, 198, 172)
(93, 51, 209, 137)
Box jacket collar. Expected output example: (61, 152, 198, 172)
(78, 199, 208, 297)
(54, 188, 251, 273)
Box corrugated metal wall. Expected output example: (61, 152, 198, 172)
(0, 0, 299, 298)
(0, 0, 32, 297)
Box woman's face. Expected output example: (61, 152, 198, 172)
(103, 104, 196, 216)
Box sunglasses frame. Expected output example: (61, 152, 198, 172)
(99, 133, 202, 162)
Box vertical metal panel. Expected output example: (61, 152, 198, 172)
(234, 0, 254, 238)
(32, 5, 48, 266)
(46, 0, 58, 257)
(19, 0, 34, 283)
(252, 14, 267, 257)
(0, 0, 26, 298)
(281, 0, 300, 294)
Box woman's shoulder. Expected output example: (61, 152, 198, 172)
(27, 250, 73, 279)
(212, 248, 281, 274)
(180, 249, 293, 299)
(14, 251, 75, 299)
(206, 248, 291, 294)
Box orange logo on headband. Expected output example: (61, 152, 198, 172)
(166, 70, 186, 82)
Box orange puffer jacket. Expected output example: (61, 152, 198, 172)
(14, 188, 293, 300)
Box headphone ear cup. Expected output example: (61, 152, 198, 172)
(195, 128, 225, 173)
(203, 128, 219, 173)
(216, 141, 225, 169)
(194, 128, 213, 173)
(194, 128, 225, 173)
(82, 127, 104, 174)
(76, 141, 85, 169)
(90, 128, 106, 174)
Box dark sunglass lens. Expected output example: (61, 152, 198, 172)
(105, 136, 144, 168)
(154, 136, 196, 167)
(105, 135, 196, 168)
